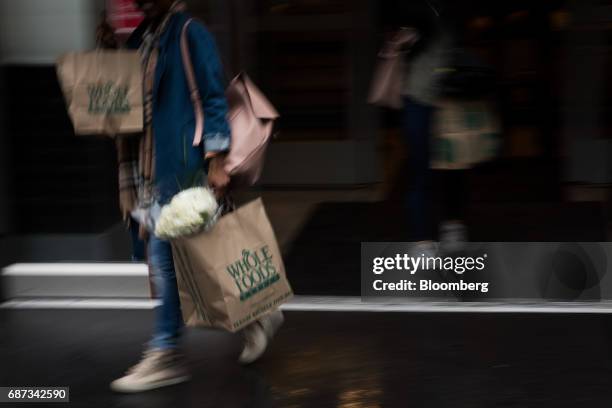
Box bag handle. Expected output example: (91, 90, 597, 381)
(218, 194, 237, 216)
(180, 18, 205, 147)
(380, 28, 419, 58)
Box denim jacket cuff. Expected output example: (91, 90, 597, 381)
(204, 132, 231, 155)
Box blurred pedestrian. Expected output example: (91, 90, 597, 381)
(394, 0, 449, 255)
(385, 0, 498, 253)
(98, 0, 283, 393)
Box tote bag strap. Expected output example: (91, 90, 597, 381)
(180, 18, 205, 147)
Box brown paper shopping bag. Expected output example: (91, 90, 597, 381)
(171, 198, 293, 333)
(430, 99, 501, 170)
(56, 50, 143, 135)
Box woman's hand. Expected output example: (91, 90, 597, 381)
(207, 155, 230, 199)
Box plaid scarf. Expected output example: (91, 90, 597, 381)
(116, 1, 187, 220)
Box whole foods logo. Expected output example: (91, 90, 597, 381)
(87, 81, 131, 114)
(226, 246, 280, 301)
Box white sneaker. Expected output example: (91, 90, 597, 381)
(408, 241, 439, 274)
(110, 348, 190, 393)
(239, 310, 284, 365)
(439, 221, 468, 253)
(260, 310, 285, 339)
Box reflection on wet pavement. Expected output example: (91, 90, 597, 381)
(3, 309, 612, 407)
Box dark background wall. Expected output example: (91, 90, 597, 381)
(2, 65, 120, 234)
(0, 0, 609, 237)
(0, 66, 10, 236)
(0, 0, 118, 236)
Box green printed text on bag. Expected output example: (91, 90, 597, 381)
(87, 82, 131, 114)
(226, 246, 281, 301)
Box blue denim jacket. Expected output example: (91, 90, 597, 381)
(127, 12, 231, 203)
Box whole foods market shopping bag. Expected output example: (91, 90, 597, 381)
(171, 198, 293, 333)
(56, 50, 143, 135)
(430, 99, 501, 170)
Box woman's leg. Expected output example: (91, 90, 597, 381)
(129, 218, 146, 262)
(403, 96, 434, 241)
(438, 169, 469, 250)
(441, 169, 469, 222)
(148, 235, 184, 350)
(110, 234, 189, 393)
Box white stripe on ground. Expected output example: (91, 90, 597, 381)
(0, 299, 160, 309)
(1, 263, 148, 277)
(282, 297, 612, 313)
(4, 296, 612, 313)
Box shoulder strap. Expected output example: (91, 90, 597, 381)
(180, 18, 205, 147)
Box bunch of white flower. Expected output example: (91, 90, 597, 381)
(155, 187, 219, 239)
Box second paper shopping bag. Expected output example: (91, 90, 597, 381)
(56, 50, 143, 135)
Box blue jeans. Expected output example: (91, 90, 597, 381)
(403, 96, 434, 241)
(148, 234, 184, 350)
(129, 219, 146, 262)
